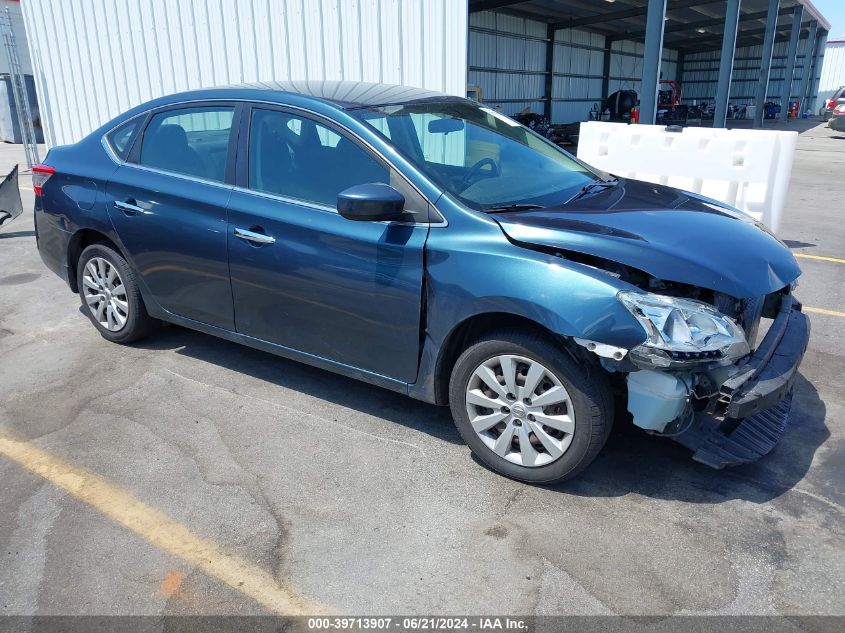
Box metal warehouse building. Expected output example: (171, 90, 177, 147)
(20, 0, 831, 148)
(817, 38, 845, 110)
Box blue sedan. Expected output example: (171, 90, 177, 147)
(32, 81, 809, 483)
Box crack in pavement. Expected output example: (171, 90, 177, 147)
(161, 367, 427, 456)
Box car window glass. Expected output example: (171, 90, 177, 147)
(106, 118, 140, 161)
(248, 109, 389, 207)
(352, 102, 595, 210)
(367, 117, 392, 139)
(139, 106, 234, 182)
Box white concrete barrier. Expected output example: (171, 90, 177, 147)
(576, 122, 798, 233)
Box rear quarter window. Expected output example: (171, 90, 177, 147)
(105, 118, 141, 161)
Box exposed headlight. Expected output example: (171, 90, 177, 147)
(618, 291, 750, 368)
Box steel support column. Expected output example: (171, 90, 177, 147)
(713, 0, 742, 128)
(795, 21, 818, 116)
(639, 0, 667, 125)
(806, 30, 828, 115)
(602, 37, 613, 101)
(676, 51, 685, 84)
(752, 0, 780, 128)
(544, 25, 555, 119)
(778, 5, 804, 121)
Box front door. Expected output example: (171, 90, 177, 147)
(226, 106, 428, 382)
(106, 104, 237, 330)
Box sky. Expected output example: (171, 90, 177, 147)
(812, 0, 845, 40)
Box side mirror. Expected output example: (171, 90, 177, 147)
(337, 183, 405, 222)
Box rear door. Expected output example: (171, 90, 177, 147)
(226, 105, 430, 382)
(105, 103, 239, 330)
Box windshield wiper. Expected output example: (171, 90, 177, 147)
(566, 178, 620, 203)
(483, 203, 545, 214)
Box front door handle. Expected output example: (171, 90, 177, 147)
(114, 200, 144, 216)
(234, 227, 276, 245)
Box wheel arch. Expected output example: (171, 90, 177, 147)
(432, 312, 578, 406)
(66, 228, 125, 293)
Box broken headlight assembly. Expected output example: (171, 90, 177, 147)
(618, 291, 750, 369)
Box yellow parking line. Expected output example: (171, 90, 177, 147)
(794, 253, 845, 264)
(0, 430, 326, 615)
(804, 306, 845, 318)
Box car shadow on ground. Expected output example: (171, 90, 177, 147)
(135, 324, 463, 445)
(0, 229, 35, 239)
(136, 325, 828, 503)
(556, 373, 828, 504)
(783, 239, 817, 249)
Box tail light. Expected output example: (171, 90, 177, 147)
(835, 104, 845, 114)
(828, 98, 837, 109)
(32, 164, 54, 196)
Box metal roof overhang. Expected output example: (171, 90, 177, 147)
(468, 0, 831, 53)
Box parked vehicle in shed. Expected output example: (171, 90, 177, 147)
(828, 104, 845, 132)
(33, 82, 810, 483)
(823, 86, 845, 121)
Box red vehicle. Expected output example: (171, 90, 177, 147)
(658, 80, 683, 108)
(656, 80, 690, 124)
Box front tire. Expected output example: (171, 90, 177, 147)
(77, 243, 158, 344)
(449, 330, 613, 484)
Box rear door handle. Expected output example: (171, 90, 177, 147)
(114, 200, 144, 215)
(234, 227, 275, 245)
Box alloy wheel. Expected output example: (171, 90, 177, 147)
(82, 257, 129, 332)
(465, 355, 575, 467)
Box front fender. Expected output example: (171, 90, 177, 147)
(425, 247, 645, 349)
(408, 211, 646, 403)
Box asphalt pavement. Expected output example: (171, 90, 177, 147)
(0, 122, 842, 618)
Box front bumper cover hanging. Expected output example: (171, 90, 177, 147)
(672, 296, 810, 468)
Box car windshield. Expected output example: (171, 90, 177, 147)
(350, 101, 598, 211)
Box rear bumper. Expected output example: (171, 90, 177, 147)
(673, 297, 810, 468)
(35, 207, 73, 287)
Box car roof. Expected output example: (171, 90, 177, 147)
(92, 81, 471, 144)
(199, 80, 465, 109)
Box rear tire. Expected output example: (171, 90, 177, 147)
(77, 243, 158, 344)
(449, 330, 613, 484)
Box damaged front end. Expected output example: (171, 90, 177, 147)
(490, 183, 811, 468)
(576, 280, 810, 468)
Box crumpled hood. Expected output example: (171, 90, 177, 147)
(493, 179, 801, 299)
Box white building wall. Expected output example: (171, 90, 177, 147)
(818, 41, 845, 108)
(20, 0, 468, 147)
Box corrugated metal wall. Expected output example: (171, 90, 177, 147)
(20, 0, 468, 147)
(468, 10, 678, 124)
(606, 40, 678, 102)
(818, 42, 845, 108)
(551, 27, 606, 122)
(469, 11, 548, 116)
(681, 37, 816, 107)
